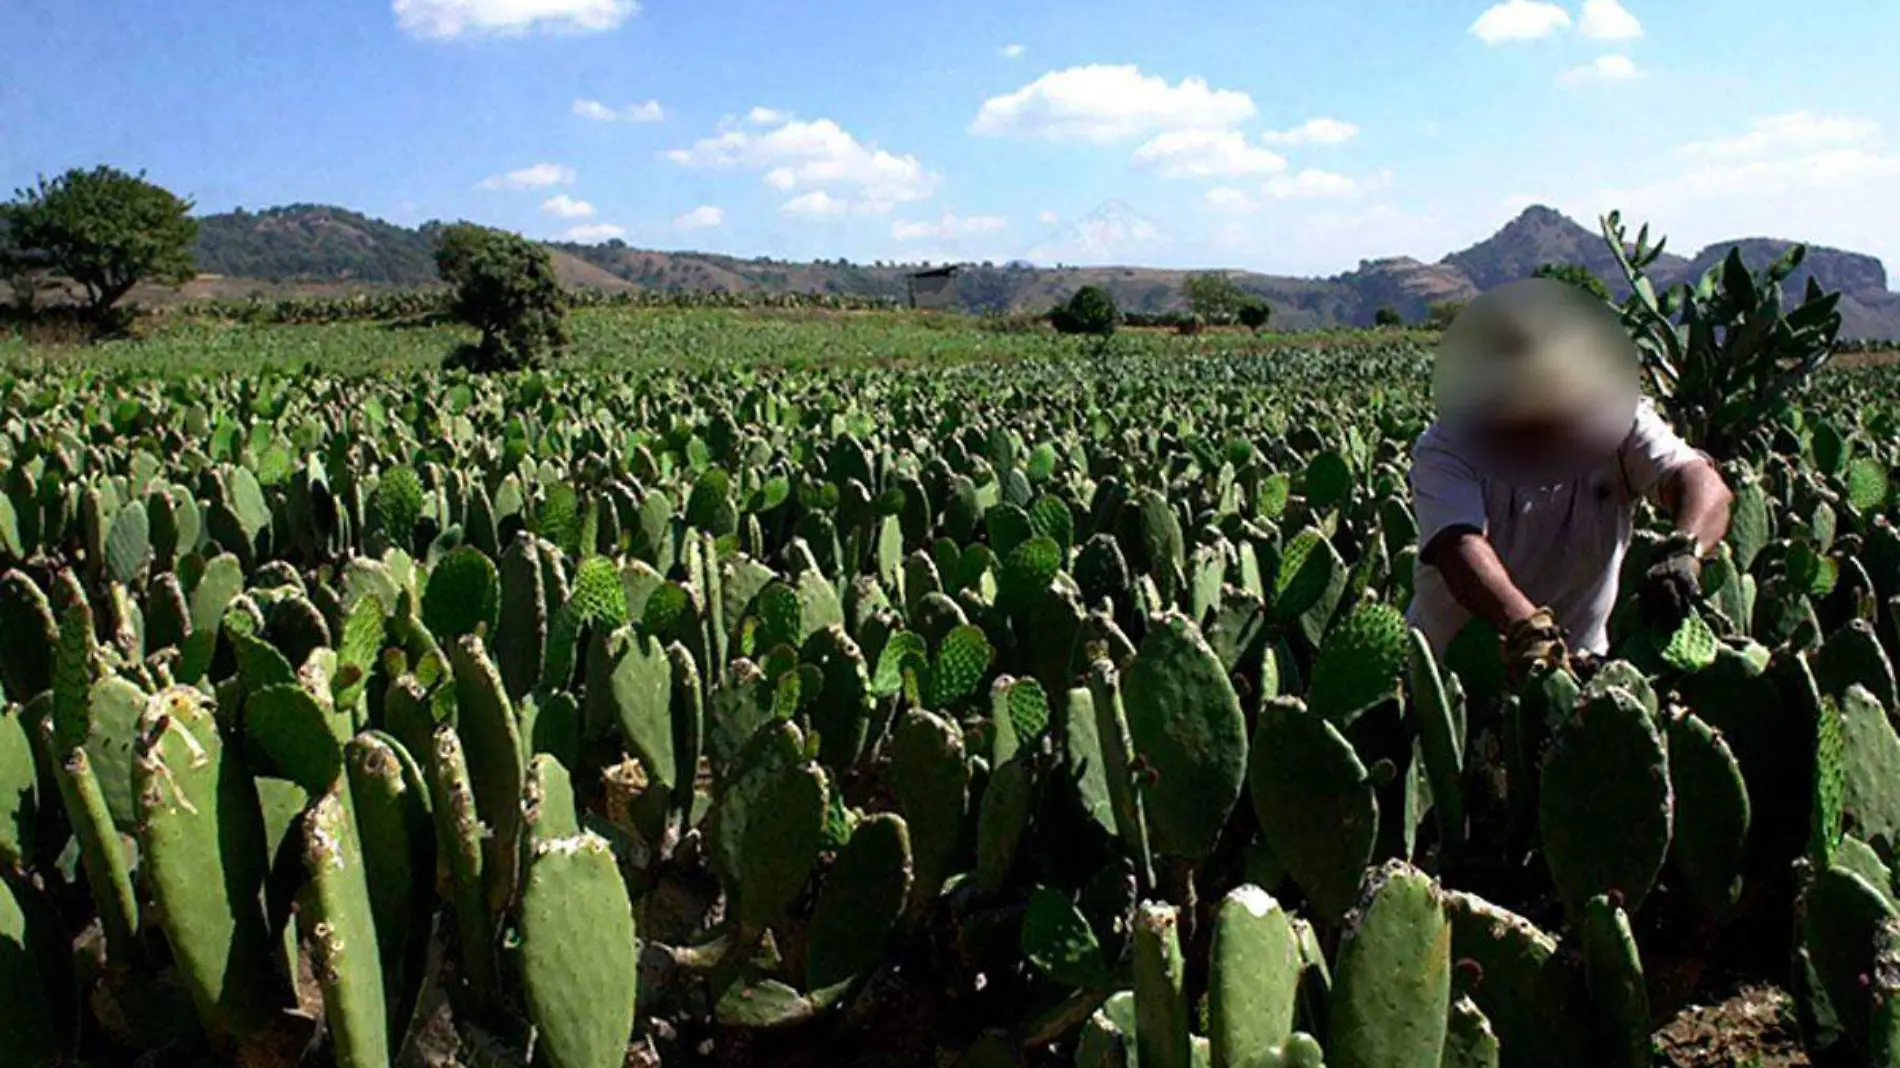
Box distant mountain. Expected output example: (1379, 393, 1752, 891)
(177, 203, 1900, 340)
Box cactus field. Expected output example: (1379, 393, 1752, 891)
(4, 304, 1900, 1068)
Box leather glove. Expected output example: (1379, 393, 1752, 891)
(1505, 607, 1567, 682)
(1639, 532, 1703, 633)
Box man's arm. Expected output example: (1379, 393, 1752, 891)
(1656, 460, 1734, 556)
(1422, 528, 1540, 633)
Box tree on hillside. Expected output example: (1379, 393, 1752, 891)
(1, 166, 197, 327)
(434, 222, 569, 372)
(1182, 271, 1251, 323)
(1374, 305, 1404, 328)
(1426, 301, 1467, 330)
(1239, 301, 1272, 331)
(1051, 285, 1119, 337)
(1532, 262, 1612, 302)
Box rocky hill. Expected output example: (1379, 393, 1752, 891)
(180, 203, 1900, 339)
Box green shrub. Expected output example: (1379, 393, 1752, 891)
(1051, 285, 1119, 337)
(1239, 301, 1272, 330)
(1373, 306, 1404, 328)
(434, 222, 569, 372)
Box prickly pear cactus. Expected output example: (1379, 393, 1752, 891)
(807, 813, 913, 997)
(1538, 686, 1672, 917)
(1327, 862, 1451, 1068)
(1133, 902, 1191, 1068)
(1664, 712, 1750, 915)
(1306, 602, 1408, 725)
(520, 833, 639, 1068)
(1209, 885, 1302, 1068)
(1576, 895, 1648, 1068)
(1249, 697, 1376, 920)
(889, 709, 969, 903)
(1122, 613, 1247, 862)
(1444, 892, 1592, 1068)
(300, 787, 390, 1068)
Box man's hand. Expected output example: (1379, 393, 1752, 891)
(1639, 531, 1703, 633)
(1505, 607, 1567, 681)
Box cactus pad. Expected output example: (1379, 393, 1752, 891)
(1307, 602, 1408, 724)
(1209, 885, 1302, 1068)
(1328, 862, 1451, 1068)
(807, 813, 913, 996)
(1839, 685, 1900, 857)
(889, 709, 968, 902)
(520, 833, 639, 1068)
(300, 788, 389, 1068)
(1133, 901, 1191, 1068)
(422, 546, 500, 643)
(1664, 712, 1750, 915)
(1249, 697, 1376, 920)
(1123, 613, 1248, 862)
(1538, 686, 1672, 917)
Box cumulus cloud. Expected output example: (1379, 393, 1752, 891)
(541, 194, 596, 217)
(781, 190, 849, 218)
(564, 223, 625, 242)
(1205, 187, 1261, 214)
(1559, 55, 1644, 85)
(1578, 0, 1643, 40)
(969, 65, 1256, 143)
(1259, 118, 1360, 147)
(1133, 129, 1286, 179)
(1679, 112, 1880, 160)
(1469, 1, 1571, 43)
(394, 0, 637, 38)
(478, 162, 576, 190)
(574, 98, 664, 122)
(666, 117, 938, 211)
(1037, 210, 1059, 224)
(748, 107, 791, 126)
(1000, 43, 1026, 59)
(1261, 168, 1393, 200)
(674, 205, 725, 230)
(891, 212, 1009, 241)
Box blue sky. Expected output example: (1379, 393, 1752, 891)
(4, 0, 1899, 277)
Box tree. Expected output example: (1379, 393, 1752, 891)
(1238, 300, 1272, 330)
(434, 222, 569, 372)
(1426, 301, 1467, 330)
(1, 166, 197, 324)
(1051, 285, 1119, 337)
(1532, 262, 1613, 302)
(1374, 305, 1404, 328)
(1182, 271, 1250, 323)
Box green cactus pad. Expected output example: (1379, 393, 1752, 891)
(0, 706, 35, 870)
(1249, 697, 1376, 920)
(245, 683, 345, 791)
(606, 631, 675, 791)
(1658, 611, 1719, 674)
(520, 833, 639, 1068)
(1575, 895, 1647, 1068)
(807, 813, 913, 996)
(1839, 685, 1900, 857)
(1800, 864, 1898, 1061)
(344, 732, 435, 1051)
(1442, 997, 1500, 1068)
(932, 624, 994, 709)
(1307, 602, 1408, 725)
(1133, 901, 1191, 1068)
(1123, 613, 1247, 862)
(451, 636, 524, 917)
(1664, 712, 1750, 915)
(1847, 457, 1891, 514)
(733, 761, 826, 932)
(1816, 619, 1897, 712)
(1327, 862, 1451, 1068)
(976, 755, 1034, 896)
(1444, 891, 1592, 1068)
(0, 572, 56, 701)
(889, 709, 969, 902)
(803, 625, 873, 771)
(373, 466, 425, 548)
(0, 874, 59, 1066)
(1021, 884, 1110, 991)
(1538, 686, 1672, 917)
(300, 787, 390, 1068)
(47, 733, 141, 963)
(83, 674, 146, 832)
(1814, 688, 1847, 868)
(494, 534, 547, 700)
(1271, 528, 1341, 625)
(1407, 629, 1465, 853)
(1209, 885, 1302, 1068)
(422, 546, 500, 643)
(135, 686, 281, 1039)
(1726, 475, 1770, 571)
(425, 724, 497, 1009)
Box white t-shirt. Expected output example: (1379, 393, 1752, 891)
(1405, 401, 1706, 656)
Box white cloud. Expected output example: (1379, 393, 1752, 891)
(1260, 118, 1360, 147)
(1000, 43, 1026, 59)
(478, 162, 576, 190)
(1205, 187, 1260, 214)
(1133, 129, 1287, 179)
(1559, 55, 1644, 85)
(970, 65, 1256, 144)
(573, 98, 664, 123)
(666, 118, 938, 210)
(781, 191, 849, 218)
(891, 212, 1009, 241)
(1578, 0, 1643, 40)
(393, 0, 637, 38)
(1679, 112, 1880, 160)
(1469, 1, 1571, 44)
(748, 107, 791, 126)
(1027, 200, 1167, 264)
(1261, 169, 1392, 200)
(1037, 210, 1059, 224)
(541, 194, 596, 217)
(674, 205, 725, 230)
(564, 223, 625, 242)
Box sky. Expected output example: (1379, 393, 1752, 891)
(3, 0, 1899, 279)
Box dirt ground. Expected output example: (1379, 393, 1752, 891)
(1656, 985, 1810, 1067)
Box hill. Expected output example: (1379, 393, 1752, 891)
(180, 203, 1900, 340)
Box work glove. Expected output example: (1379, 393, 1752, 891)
(1639, 532, 1703, 634)
(1505, 607, 1567, 682)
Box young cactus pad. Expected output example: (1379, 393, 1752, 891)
(1122, 613, 1248, 862)
(1327, 862, 1452, 1068)
(520, 833, 639, 1068)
